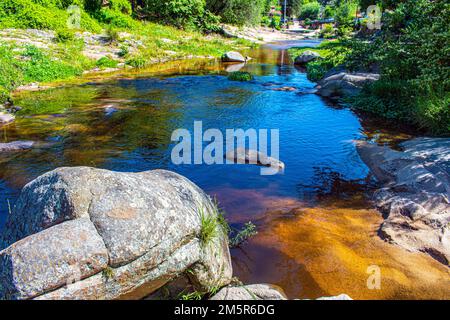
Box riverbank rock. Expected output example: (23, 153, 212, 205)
(0, 167, 232, 300)
(356, 138, 450, 265)
(294, 50, 321, 65)
(0, 141, 34, 152)
(222, 51, 246, 63)
(316, 72, 380, 99)
(0, 112, 15, 125)
(210, 284, 287, 300)
(225, 147, 285, 171)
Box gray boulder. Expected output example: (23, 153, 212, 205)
(210, 284, 287, 300)
(0, 112, 14, 125)
(0, 141, 34, 152)
(294, 50, 321, 65)
(356, 138, 450, 265)
(0, 167, 232, 299)
(222, 51, 246, 63)
(316, 72, 380, 98)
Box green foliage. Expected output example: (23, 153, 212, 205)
(207, 0, 266, 26)
(227, 71, 253, 82)
(334, 0, 358, 37)
(346, 0, 450, 134)
(142, 0, 220, 31)
(55, 28, 75, 42)
(319, 23, 335, 39)
(96, 56, 118, 68)
(0, 44, 23, 95)
(21, 45, 82, 83)
(298, 1, 321, 20)
(229, 222, 257, 248)
(126, 56, 148, 68)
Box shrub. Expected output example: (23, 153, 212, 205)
(21, 45, 82, 83)
(0, 44, 23, 94)
(319, 24, 335, 39)
(228, 71, 253, 81)
(96, 57, 118, 68)
(299, 1, 320, 20)
(208, 0, 266, 26)
(126, 56, 148, 68)
(55, 29, 75, 42)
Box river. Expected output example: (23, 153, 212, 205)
(1, 40, 449, 299)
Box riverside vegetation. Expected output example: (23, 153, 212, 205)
(289, 0, 449, 135)
(0, 0, 267, 103)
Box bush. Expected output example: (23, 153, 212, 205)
(299, 1, 321, 20)
(21, 45, 82, 83)
(207, 0, 265, 26)
(0, 44, 23, 93)
(228, 71, 253, 81)
(96, 57, 118, 68)
(55, 29, 75, 42)
(319, 24, 335, 39)
(126, 56, 148, 68)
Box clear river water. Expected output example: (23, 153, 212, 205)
(1, 40, 449, 299)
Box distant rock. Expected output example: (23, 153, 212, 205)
(294, 50, 321, 65)
(356, 138, 450, 265)
(225, 147, 285, 171)
(316, 72, 380, 99)
(210, 284, 287, 300)
(0, 112, 15, 125)
(222, 51, 246, 63)
(0, 167, 232, 299)
(0, 141, 34, 152)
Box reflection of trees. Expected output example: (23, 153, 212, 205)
(296, 166, 373, 203)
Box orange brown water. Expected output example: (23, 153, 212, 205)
(223, 189, 450, 299)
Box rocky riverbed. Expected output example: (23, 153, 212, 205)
(357, 137, 450, 266)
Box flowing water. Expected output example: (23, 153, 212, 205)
(1, 41, 449, 299)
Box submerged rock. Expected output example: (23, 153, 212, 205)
(0, 167, 232, 300)
(356, 138, 450, 265)
(294, 50, 321, 65)
(222, 51, 246, 63)
(0, 112, 15, 125)
(210, 284, 287, 300)
(316, 72, 380, 99)
(0, 141, 34, 152)
(225, 147, 285, 171)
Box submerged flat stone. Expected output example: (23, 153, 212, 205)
(0, 141, 34, 152)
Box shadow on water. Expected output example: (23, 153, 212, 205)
(1, 40, 449, 299)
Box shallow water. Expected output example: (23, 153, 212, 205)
(1, 41, 448, 299)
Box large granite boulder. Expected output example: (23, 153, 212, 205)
(210, 284, 287, 300)
(356, 138, 450, 265)
(316, 72, 380, 99)
(294, 50, 321, 65)
(222, 51, 246, 63)
(0, 167, 232, 300)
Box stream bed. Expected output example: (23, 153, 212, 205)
(1, 41, 449, 299)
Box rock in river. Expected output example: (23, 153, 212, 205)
(0, 112, 15, 125)
(0, 167, 233, 299)
(356, 138, 450, 265)
(225, 147, 285, 171)
(316, 71, 380, 99)
(294, 50, 321, 65)
(222, 51, 246, 63)
(0, 141, 34, 152)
